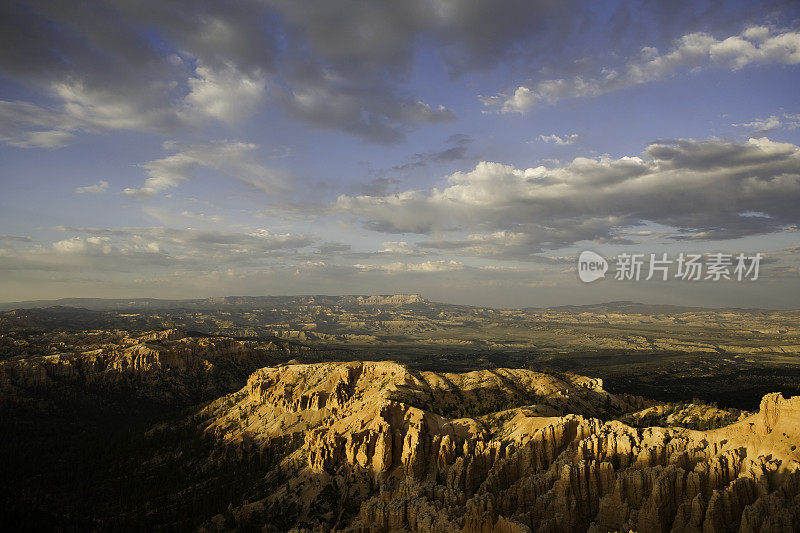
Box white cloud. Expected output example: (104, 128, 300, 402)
(0, 226, 315, 274)
(354, 260, 463, 273)
(75, 180, 109, 194)
(123, 141, 288, 198)
(0, 100, 76, 148)
(378, 241, 417, 255)
(405, 101, 456, 123)
(0, 63, 268, 148)
(421, 231, 546, 260)
(732, 112, 800, 133)
(500, 86, 538, 113)
(53, 236, 112, 255)
(183, 62, 267, 123)
(338, 137, 800, 252)
(0, 226, 318, 298)
(485, 26, 800, 113)
(51, 80, 178, 132)
(539, 133, 579, 145)
(180, 211, 225, 223)
(7, 130, 75, 148)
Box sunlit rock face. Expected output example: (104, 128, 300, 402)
(198, 362, 800, 532)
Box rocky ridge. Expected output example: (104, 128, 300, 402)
(0, 329, 307, 409)
(193, 362, 800, 532)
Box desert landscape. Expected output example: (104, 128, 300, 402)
(1, 296, 799, 531)
(3, 0, 800, 531)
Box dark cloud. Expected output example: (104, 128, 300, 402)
(0, 0, 454, 144)
(645, 138, 797, 171)
(266, 0, 585, 74)
(280, 79, 455, 144)
(6, 1, 795, 144)
(393, 134, 473, 171)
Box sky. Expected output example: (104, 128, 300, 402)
(1, 0, 800, 308)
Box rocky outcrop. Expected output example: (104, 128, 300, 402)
(0, 330, 306, 410)
(621, 401, 748, 430)
(196, 362, 800, 532)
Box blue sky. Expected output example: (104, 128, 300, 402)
(1, 0, 799, 307)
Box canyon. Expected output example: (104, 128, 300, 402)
(1, 300, 798, 531)
(192, 361, 800, 532)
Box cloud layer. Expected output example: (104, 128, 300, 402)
(338, 137, 800, 257)
(4, 1, 796, 144)
(0, 226, 315, 275)
(484, 26, 800, 113)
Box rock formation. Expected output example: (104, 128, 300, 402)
(0, 329, 307, 409)
(195, 362, 800, 532)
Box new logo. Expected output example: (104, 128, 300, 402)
(578, 251, 608, 283)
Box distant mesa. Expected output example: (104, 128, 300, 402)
(0, 294, 430, 312)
